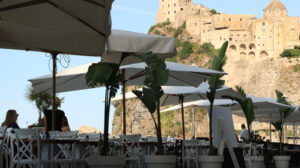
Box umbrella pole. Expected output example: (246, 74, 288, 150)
(122, 69, 126, 135)
(51, 52, 58, 131)
(269, 113, 272, 142)
(293, 122, 296, 145)
(192, 107, 195, 139)
(179, 96, 185, 140)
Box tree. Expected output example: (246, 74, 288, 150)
(86, 53, 129, 155)
(210, 9, 217, 15)
(25, 86, 53, 124)
(272, 90, 294, 156)
(206, 41, 228, 155)
(223, 86, 255, 143)
(133, 52, 169, 155)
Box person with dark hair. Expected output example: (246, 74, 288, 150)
(1, 110, 20, 129)
(44, 97, 70, 134)
(239, 123, 248, 142)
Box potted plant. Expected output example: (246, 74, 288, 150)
(224, 86, 264, 168)
(133, 52, 176, 168)
(272, 90, 294, 168)
(25, 86, 53, 126)
(198, 41, 228, 168)
(85, 54, 130, 168)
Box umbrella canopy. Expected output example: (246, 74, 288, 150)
(160, 99, 237, 112)
(112, 83, 233, 139)
(112, 83, 234, 106)
(0, 0, 114, 131)
(102, 29, 177, 65)
(120, 62, 226, 87)
(0, 0, 113, 55)
(29, 62, 225, 95)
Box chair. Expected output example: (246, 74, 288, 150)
(47, 131, 78, 164)
(182, 140, 199, 168)
(119, 134, 142, 168)
(3, 128, 13, 168)
(10, 129, 40, 168)
(0, 126, 7, 167)
(79, 133, 101, 159)
(108, 138, 123, 156)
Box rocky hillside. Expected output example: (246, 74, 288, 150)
(111, 22, 300, 141)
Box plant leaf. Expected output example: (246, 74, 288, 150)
(132, 88, 156, 113)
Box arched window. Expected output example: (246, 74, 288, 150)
(249, 43, 255, 50)
(240, 52, 246, 57)
(229, 45, 237, 51)
(249, 51, 255, 57)
(260, 51, 268, 57)
(262, 22, 265, 26)
(240, 44, 246, 51)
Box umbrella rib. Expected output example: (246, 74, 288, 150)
(127, 70, 145, 81)
(169, 73, 198, 87)
(0, 0, 47, 12)
(161, 95, 169, 106)
(46, 1, 107, 37)
(84, 0, 105, 8)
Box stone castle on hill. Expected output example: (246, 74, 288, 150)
(156, 0, 300, 58)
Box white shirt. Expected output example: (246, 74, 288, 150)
(239, 129, 248, 140)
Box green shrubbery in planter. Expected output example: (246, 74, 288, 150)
(133, 53, 176, 168)
(272, 90, 295, 168)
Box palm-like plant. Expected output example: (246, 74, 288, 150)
(206, 41, 228, 155)
(25, 86, 53, 124)
(86, 53, 129, 156)
(133, 52, 169, 155)
(223, 86, 255, 143)
(272, 90, 294, 156)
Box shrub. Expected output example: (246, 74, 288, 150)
(166, 57, 177, 62)
(210, 9, 217, 15)
(179, 41, 193, 60)
(157, 23, 162, 28)
(154, 30, 161, 35)
(293, 65, 299, 72)
(195, 56, 199, 62)
(162, 21, 171, 27)
(280, 49, 300, 58)
(148, 25, 155, 33)
(166, 27, 173, 32)
(173, 22, 186, 38)
(175, 39, 181, 47)
(200, 42, 215, 54)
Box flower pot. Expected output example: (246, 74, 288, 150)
(199, 155, 224, 168)
(144, 155, 176, 168)
(86, 155, 125, 168)
(244, 156, 264, 168)
(273, 155, 290, 168)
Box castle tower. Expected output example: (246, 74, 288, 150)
(156, 0, 194, 27)
(263, 0, 288, 20)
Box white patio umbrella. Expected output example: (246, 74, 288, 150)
(112, 83, 234, 139)
(162, 95, 294, 141)
(29, 62, 225, 135)
(0, 0, 114, 130)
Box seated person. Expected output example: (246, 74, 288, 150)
(61, 116, 70, 132)
(1, 109, 20, 129)
(44, 97, 70, 133)
(239, 124, 249, 142)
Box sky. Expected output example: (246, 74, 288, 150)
(0, 0, 299, 133)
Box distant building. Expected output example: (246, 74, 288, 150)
(156, 0, 300, 58)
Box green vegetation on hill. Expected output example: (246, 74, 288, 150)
(210, 9, 217, 15)
(174, 22, 186, 38)
(280, 49, 300, 58)
(178, 41, 194, 60)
